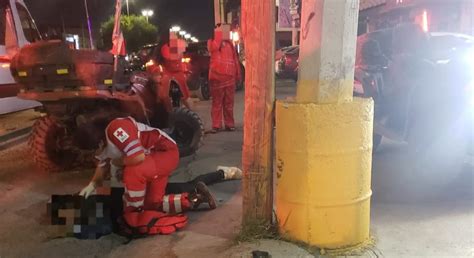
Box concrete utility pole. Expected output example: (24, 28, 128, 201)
(241, 0, 276, 224)
(296, 0, 359, 103)
(276, 0, 374, 249)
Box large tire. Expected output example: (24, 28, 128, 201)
(170, 82, 182, 108)
(29, 116, 78, 172)
(168, 108, 204, 157)
(195, 77, 210, 101)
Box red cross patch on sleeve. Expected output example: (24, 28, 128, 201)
(113, 127, 130, 143)
(106, 117, 145, 159)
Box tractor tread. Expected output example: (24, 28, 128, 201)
(29, 117, 63, 173)
(171, 107, 204, 156)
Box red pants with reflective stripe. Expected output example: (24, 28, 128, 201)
(210, 82, 235, 129)
(122, 145, 190, 213)
(160, 193, 191, 214)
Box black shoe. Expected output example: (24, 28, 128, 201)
(225, 127, 235, 132)
(192, 182, 217, 210)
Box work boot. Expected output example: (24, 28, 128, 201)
(217, 166, 243, 180)
(191, 182, 217, 210)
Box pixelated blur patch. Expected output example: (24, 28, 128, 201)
(47, 195, 112, 239)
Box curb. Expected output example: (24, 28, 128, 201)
(0, 127, 31, 151)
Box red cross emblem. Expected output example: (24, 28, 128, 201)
(113, 127, 130, 143)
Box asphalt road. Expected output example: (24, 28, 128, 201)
(0, 79, 472, 257)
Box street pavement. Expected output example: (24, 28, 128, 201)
(0, 80, 472, 257)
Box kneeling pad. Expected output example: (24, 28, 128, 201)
(121, 210, 188, 236)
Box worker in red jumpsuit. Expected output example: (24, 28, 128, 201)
(148, 36, 193, 111)
(79, 117, 215, 216)
(208, 24, 242, 133)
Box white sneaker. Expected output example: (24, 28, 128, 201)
(217, 166, 243, 180)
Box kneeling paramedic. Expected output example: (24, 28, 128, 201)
(79, 116, 215, 235)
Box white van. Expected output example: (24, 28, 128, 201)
(0, 0, 41, 114)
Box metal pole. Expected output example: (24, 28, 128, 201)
(214, 0, 221, 25)
(220, 0, 226, 24)
(126, 0, 130, 16)
(84, 0, 94, 49)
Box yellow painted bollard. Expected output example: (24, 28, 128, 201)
(275, 98, 373, 249)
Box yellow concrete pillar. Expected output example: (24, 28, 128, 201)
(275, 0, 373, 249)
(276, 98, 373, 248)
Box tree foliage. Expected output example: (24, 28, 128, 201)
(101, 15, 158, 53)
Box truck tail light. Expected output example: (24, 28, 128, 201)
(0, 56, 11, 63)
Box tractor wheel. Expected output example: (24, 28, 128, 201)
(195, 77, 210, 101)
(170, 82, 182, 108)
(29, 116, 78, 172)
(167, 108, 204, 157)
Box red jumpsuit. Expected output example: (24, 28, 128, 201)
(158, 44, 190, 111)
(208, 39, 241, 129)
(97, 117, 191, 214)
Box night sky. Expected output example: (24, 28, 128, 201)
(24, 0, 215, 41)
